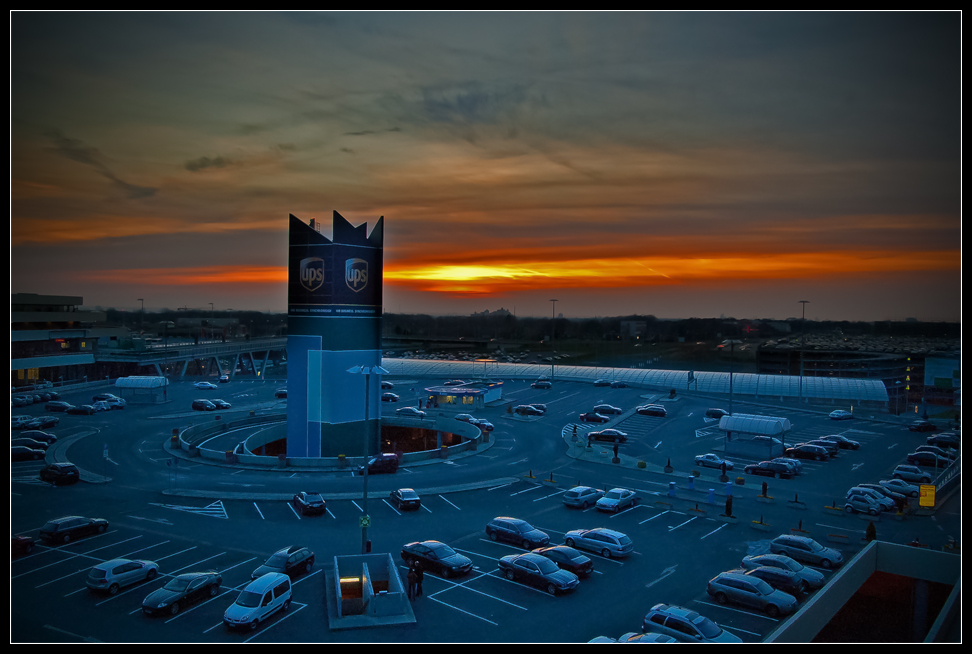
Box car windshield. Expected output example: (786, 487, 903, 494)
(693, 616, 723, 639)
(534, 558, 559, 574)
(235, 590, 263, 608)
(305, 494, 323, 503)
(780, 558, 801, 571)
(265, 554, 288, 567)
(808, 541, 824, 552)
(430, 544, 456, 558)
(164, 577, 192, 592)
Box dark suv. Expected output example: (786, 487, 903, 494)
(39, 516, 109, 544)
(485, 517, 550, 549)
(40, 463, 80, 486)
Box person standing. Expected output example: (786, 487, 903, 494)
(415, 562, 424, 598)
(406, 564, 418, 600)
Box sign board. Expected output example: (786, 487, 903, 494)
(919, 484, 936, 508)
(359, 515, 371, 528)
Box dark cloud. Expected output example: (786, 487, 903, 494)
(45, 129, 156, 199)
(185, 155, 233, 172)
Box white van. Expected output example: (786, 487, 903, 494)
(223, 573, 292, 631)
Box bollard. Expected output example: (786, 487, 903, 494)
(708, 488, 715, 504)
(668, 481, 676, 498)
(687, 476, 695, 491)
(725, 481, 733, 498)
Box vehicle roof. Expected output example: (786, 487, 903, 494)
(94, 558, 136, 569)
(246, 572, 290, 592)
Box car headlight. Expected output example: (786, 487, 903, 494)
(157, 602, 168, 608)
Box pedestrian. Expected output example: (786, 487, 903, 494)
(415, 562, 424, 598)
(406, 565, 418, 600)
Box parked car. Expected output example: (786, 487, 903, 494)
(564, 527, 633, 558)
(595, 488, 639, 513)
(455, 414, 475, 423)
(357, 453, 400, 475)
(12, 535, 35, 557)
(38, 516, 109, 544)
(39, 463, 80, 486)
(87, 558, 159, 595)
(562, 486, 604, 509)
(636, 404, 667, 417)
(192, 399, 217, 411)
(892, 464, 933, 484)
(705, 408, 730, 419)
(695, 453, 734, 470)
(400, 540, 472, 578)
(380, 380, 394, 390)
(12, 396, 29, 407)
(91, 393, 120, 403)
(485, 517, 550, 549)
(807, 439, 840, 457)
(843, 493, 885, 516)
(25, 415, 60, 429)
(610, 380, 628, 388)
(66, 405, 97, 415)
(527, 404, 547, 414)
(773, 457, 803, 474)
(739, 553, 825, 590)
(855, 482, 906, 505)
(579, 412, 609, 423)
(11, 438, 49, 451)
(20, 430, 57, 445)
(223, 573, 292, 631)
(142, 571, 223, 616)
(592, 404, 622, 415)
(879, 478, 920, 498)
(909, 421, 938, 433)
(926, 433, 960, 449)
(219, 375, 230, 383)
(11, 415, 33, 429)
(906, 451, 952, 468)
(104, 397, 126, 409)
(819, 434, 860, 450)
(531, 380, 552, 389)
(534, 546, 594, 577)
(210, 399, 232, 410)
(274, 388, 287, 398)
(193, 382, 218, 390)
(291, 492, 326, 516)
(829, 410, 854, 420)
(593, 379, 612, 387)
(45, 401, 74, 412)
(498, 552, 579, 595)
(395, 407, 427, 418)
(11, 446, 45, 461)
(251, 545, 315, 579)
(642, 604, 742, 643)
(784, 444, 830, 461)
(745, 461, 793, 479)
(738, 565, 808, 598)
(914, 445, 957, 461)
(91, 401, 111, 412)
(389, 488, 421, 511)
(381, 392, 399, 402)
(470, 418, 494, 432)
(514, 405, 544, 416)
(706, 571, 798, 618)
(769, 535, 843, 569)
(588, 428, 627, 444)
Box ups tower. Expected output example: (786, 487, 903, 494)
(287, 211, 383, 458)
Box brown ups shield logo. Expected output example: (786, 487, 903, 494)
(345, 258, 368, 293)
(299, 257, 325, 292)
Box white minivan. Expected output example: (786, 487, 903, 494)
(223, 573, 292, 631)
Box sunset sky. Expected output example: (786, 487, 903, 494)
(10, 12, 961, 321)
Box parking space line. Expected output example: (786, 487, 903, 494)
(694, 599, 781, 622)
(701, 523, 729, 539)
(17, 535, 144, 580)
(287, 503, 301, 519)
(533, 489, 567, 502)
(639, 510, 669, 524)
(510, 484, 543, 496)
(243, 602, 308, 643)
(488, 482, 516, 491)
(254, 503, 266, 519)
(119, 540, 171, 560)
(429, 595, 499, 625)
(668, 516, 698, 531)
(382, 499, 401, 515)
(155, 546, 198, 562)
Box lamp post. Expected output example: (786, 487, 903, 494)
(137, 298, 144, 332)
(799, 300, 809, 403)
(550, 299, 558, 347)
(722, 338, 742, 450)
(347, 364, 389, 554)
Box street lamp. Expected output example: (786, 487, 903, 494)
(137, 298, 144, 331)
(722, 339, 743, 417)
(799, 300, 809, 403)
(347, 364, 389, 554)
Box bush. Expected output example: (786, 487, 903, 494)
(637, 460, 646, 469)
(735, 477, 745, 485)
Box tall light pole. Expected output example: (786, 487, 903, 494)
(347, 364, 389, 554)
(799, 300, 809, 403)
(137, 298, 144, 332)
(550, 299, 558, 347)
(722, 339, 742, 450)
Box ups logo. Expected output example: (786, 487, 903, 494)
(345, 258, 368, 293)
(299, 257, 325, 292)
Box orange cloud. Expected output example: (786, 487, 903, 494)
(79, 266, 288, 285)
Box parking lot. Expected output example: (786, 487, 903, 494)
(11, 378, 960, 642)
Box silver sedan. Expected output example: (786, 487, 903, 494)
(695, 453, 733, 470)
